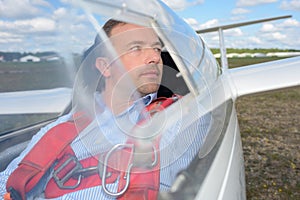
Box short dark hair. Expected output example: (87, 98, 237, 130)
(80, 19, 126, 93)
(103, 19, 126, 37)
(83, 19, 125, 60)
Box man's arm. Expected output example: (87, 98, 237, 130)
(0, 113, 72, 198)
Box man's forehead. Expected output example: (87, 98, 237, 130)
(110, 23, 150, 35)
(110, 23, 160, 44)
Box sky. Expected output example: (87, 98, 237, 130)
(167, 0, 300, 50)
(0, 0, 299, 53)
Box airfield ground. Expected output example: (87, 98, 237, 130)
(237, 87, 300, 200)
(0, 57, 299, 199)
(227, 58, 300, 200)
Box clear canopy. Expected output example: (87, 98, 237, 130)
(69, 0, 225, 176)
(0, 0, 227, 193)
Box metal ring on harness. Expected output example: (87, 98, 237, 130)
(132, 144, 158, 168)
(101, 143, 134, 197)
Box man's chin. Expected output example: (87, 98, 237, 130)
(138, 84, 160, 96)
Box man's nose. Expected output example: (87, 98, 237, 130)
(144, 48, 161, 64)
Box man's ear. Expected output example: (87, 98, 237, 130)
(95, 57, 111, 77)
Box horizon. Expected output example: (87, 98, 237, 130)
(1, 47, 300, 55)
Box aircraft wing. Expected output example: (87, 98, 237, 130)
(196, 15, 291, 34)
(228, 56, 300, 98)
(0, 87, 72, 115)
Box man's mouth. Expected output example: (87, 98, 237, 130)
(140, 70, 159, 78)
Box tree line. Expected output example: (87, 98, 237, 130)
(211, 48, 300, 54)
(0, 51, 58, 62)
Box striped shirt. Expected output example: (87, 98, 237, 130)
(0, 93, 210, 200)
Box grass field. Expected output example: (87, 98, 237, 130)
(237, 87, 300, 200)
(0, 61, 75, 133)
(0, 61, 74, 92)
(0, 57, 299, 199)
(226, 57, 300, 200)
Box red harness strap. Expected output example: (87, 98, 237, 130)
(117, 95, 181, 200)
(5, 122, 78, 200)
(117, 139, 161, 200)
(44, 148, 120, 198)
(43, 137, 160, 199)
(5, 95, 181, 200)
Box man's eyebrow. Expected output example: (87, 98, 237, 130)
(153, 41, 163, 47)
(126, 40, 163, 47)
(126, 41, 144, 47)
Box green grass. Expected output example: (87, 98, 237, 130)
(1, 57, 299, 199)
(217, 57, 288, 68)
(0, 61, 74, 133)
(0, 114, 58, 136)
(231, 56, 300, 200)
(0, 61, 74, 92)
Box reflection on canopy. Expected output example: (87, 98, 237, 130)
(69, 0, 224, 182)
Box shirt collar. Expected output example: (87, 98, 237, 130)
(143, 92, 157, 106)
(117, 92, 157, 117)
(71, 92, 158, 158)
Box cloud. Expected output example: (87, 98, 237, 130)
(53, 7, 68, 19)
(187, 1, 299, 50)
(237, 0, 278, 7)
(1, 0, 299, 51)
(231, 8, 251, 15)
(200, 17, 300, 49)
(280, 0, 300, 11)
(0, 18, 56, 34)
(224, 28, 244, 37)
(260, 18, 300, 33)
(184, 18, 199, 27)
(200, 19, 219, 29)
(0, 0, 50, 19)
(0, 0, 95, 53)
(261, 23, 277, 32)
(0, 32, 23, 44)
(161, 0, 204, 11)
(249, 36, 263, 45)
(255, 18, 300, 49)
(260, 31, 287, 41)
(230, 15, 248, 21)
(21, 18, 56, 33)
(271, 32, 287, 40)
(280, 18, 300, 27)
(32, 0, 52, 8)
(184, 17, 220, 31)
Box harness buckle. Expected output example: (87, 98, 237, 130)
(53, 155, 111, 190)
(53, 156, 83, 189)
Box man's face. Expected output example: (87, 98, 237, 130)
(109, 23, 163, 96)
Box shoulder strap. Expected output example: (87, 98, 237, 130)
(6, 122, 78, 200)
(5, 95, 181, 200)
(145, 94, 181, 116)
(117, 94, 181, 200)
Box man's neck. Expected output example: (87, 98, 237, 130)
(102, 88, 156, 115)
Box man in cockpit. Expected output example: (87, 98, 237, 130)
(0, 19, 210, 200)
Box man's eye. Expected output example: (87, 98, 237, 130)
(130, 46, 142, 51)
(154, 47, 162, 53)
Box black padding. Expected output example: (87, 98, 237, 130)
(158, 52, 189, 97)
